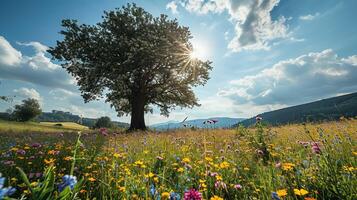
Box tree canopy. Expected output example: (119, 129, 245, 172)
(95, 116, 113, 128)
(49, 3, 212, 130)
(13, 98, 42, 122)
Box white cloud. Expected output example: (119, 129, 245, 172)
(166, 1, 179, 14)
(49, 88, 76, 100)
(299, 12, 319, 21)
(0, 36, 22, 66)
(0, 36, 75, 91)
(17, 41, 59, 70)
(219, 49, 357, 105)
(174, 0, 289, 52)
(13, 87, 42, 101)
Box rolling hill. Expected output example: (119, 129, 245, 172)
(150, 117, 245, 130)
(237, 92, 357, 127)
(0, 110, 129, 128)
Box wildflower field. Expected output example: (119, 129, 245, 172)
(0, 119, 356, 200)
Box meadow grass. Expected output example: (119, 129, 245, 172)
(0, 119, 356, 199)
(0, 120, 88, 133)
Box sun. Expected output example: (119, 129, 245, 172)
(189, 39, 210, 61)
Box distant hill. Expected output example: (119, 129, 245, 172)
(0, 110, 129, 128)
(150, 117, 245, 130)
(237, 92, 357, 127)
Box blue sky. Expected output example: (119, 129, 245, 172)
(1, 0, 357, 124)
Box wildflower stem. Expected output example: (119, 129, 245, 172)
(70, 132, 81, 176)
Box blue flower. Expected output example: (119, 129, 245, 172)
(271, 192, 281, 200)
(0, 175, 16, 200)
(150, 184, 157, 196)
(170, 192, 180, 200)
(58, 175, 77, 192)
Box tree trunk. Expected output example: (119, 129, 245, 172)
(128, 95, 146, 131)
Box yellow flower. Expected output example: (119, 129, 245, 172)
(210, 195, 224, 200)
(161, 192, 170, 199)
(201, 183, 207, 188)
(276, 189, 287, 197)
(147, 172, 155, 178)
(113, 153, 122, 158)
(343, 166, 355, 172)
(282, 163, 295, 171)
(294, 188, 308, 196)
(134, 160, 146, 168)
(44, 158, 56, 165)
(216, 175, 223, 181)
(30, 182, 38, 187)
(219, 161, 230, 169)
(182, 157, 191, 163)
(243, 167, 250, 171)
(10, 147, 19, 151)
(353, 152, 357, 156)
(153, 177, 159, 183)
(64, 156, 72, 161)
(205, 157, 213, 162)
(48, 150, 57, 155)
(177, 167, 184, 173)
(143, 150, 149, 154)
(118, 186, 126, 192)
(88, 177, 96, 182)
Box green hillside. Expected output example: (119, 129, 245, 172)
(0, 110, 129, 128)
(238, 92, 357, 127)
(0, 120, 88, 133)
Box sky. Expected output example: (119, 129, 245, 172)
(1, 0, 357, 125)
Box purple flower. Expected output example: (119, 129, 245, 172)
(184, 189, 202, 200)
(16, 149, 26, 155)
(31, 143, 42, 148)
(35, 172, 42, 178)
(28, 173, 35, 179)
(2, 160, 15, 166)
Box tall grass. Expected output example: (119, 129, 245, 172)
(0, 119, 356, 199)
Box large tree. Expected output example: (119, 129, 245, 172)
(49, 4, 212, 130)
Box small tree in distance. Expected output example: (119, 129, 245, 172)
(13, 98, 42, 122)
(95, 116, 113, 128)
(49, 3, 212, 131)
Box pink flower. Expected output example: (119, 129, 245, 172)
(311, 142, 321, 154)
(215, 181, 227, 189)
(275, 162, 281, 168)
(184, 189, 202, 200)
(99, 128, 108, 136)
(234, 184, 242, 190)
